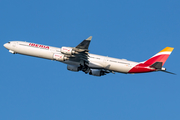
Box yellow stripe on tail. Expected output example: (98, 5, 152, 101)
(158, 47, 174, 53)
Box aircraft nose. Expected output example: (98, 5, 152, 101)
(4, 43, 7, 47)
(3, 43, 9, 49)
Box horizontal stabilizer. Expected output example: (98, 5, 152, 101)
(151, 62, 176, 75)
(150, 62, 162, 69)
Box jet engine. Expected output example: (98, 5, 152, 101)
(61, 47, 76, 55)
(89, 69, 106, 76)
(67, 65, 80, 72)
(53, 53, 68, 61)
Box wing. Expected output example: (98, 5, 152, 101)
(66, 36, 109, 76)
(67, 36, 92, 73)
(75, 36, 92, 50)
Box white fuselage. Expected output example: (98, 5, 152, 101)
(4, 41, 139, 73)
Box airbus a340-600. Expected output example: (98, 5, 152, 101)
(4, 36, 175, 76)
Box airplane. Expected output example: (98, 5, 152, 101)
(3, 36, 175, 76)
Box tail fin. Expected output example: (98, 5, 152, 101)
(143, 47, 174, 66)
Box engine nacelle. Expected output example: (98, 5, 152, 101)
(67, 65, 80, 72)
(89, 69, 106, 76)
(53, 53, 68, 61)
(61, 47, 76, 55)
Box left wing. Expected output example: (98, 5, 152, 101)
(75, 36, 92, 50)
(59, 36, 109, 76)
(65, 36, 92, 73)
(75, 36, 92, 73)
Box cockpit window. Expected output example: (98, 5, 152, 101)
(8, 42, 10, 43)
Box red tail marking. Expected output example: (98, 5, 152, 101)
(128, 63, 156, 73)
(143, 54, 170, 66)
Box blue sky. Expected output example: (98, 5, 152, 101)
(0, 0, 180, 120)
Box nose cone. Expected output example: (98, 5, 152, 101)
(4, 43, 9, 49)
(4, 43, 7, 48)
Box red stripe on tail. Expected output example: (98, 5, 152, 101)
(143, 54, 170, 66)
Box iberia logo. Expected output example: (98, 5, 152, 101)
(29, 43, 49, 49)
(63, 48, 70, 51)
